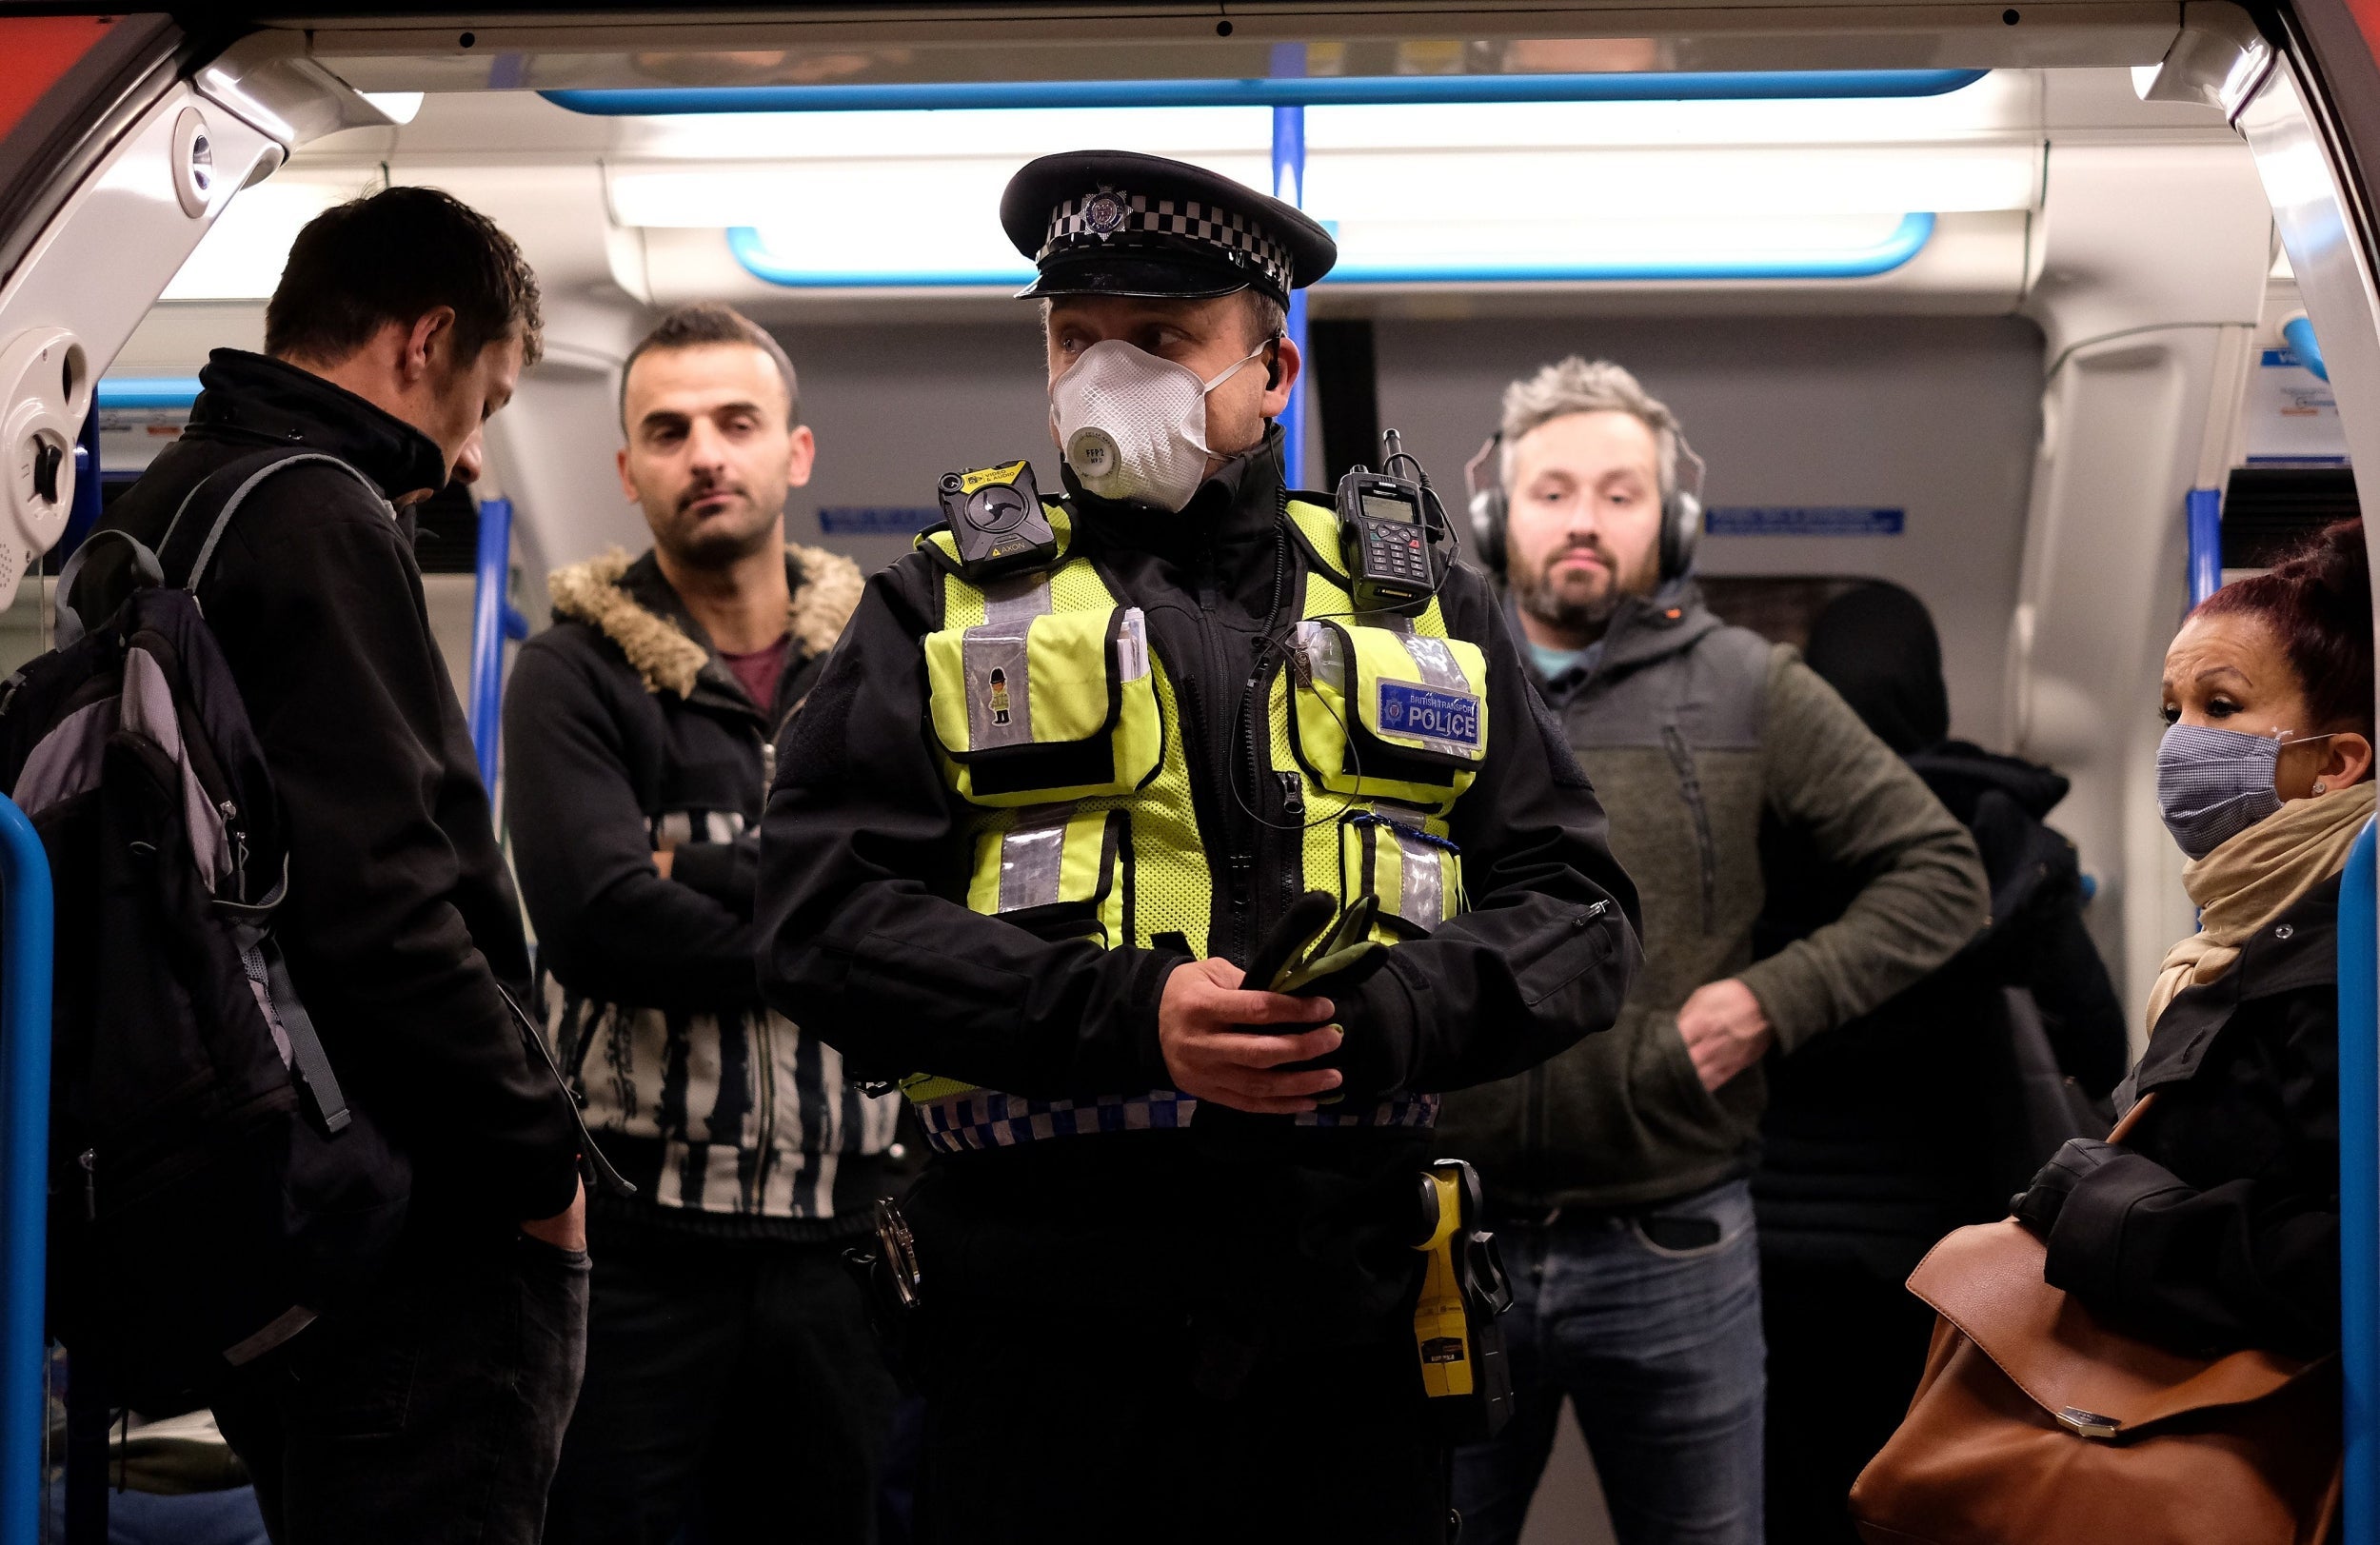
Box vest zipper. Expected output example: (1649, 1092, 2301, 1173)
(1660, 724, 1720, 936)
(1192, 534, 1257, 962)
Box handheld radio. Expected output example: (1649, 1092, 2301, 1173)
(1335, 429, 1445, 612)
(939, 459, 1058, 580)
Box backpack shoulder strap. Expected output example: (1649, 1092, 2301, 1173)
(51, 528, 164, 646)
(158, 449, 387, 595)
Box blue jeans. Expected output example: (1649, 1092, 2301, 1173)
(1453, 1179, 1765, 1545)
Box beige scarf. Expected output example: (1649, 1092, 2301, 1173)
(2147, 780, 2376, 1035)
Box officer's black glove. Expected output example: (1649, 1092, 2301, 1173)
(2010, 1138, 2122, 1238)
(1240, 892, 1415, 1103)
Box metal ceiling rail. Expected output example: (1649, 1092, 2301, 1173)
(542, 68, 1989, 116)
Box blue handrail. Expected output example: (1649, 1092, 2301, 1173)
(1271, 43, 1309, 489)
(468, 498, 530, 792)
(2186, 486, 2223, 605)
(2343, 818, 2377, 1545)
(543, 68, 1987, 115)
(0, 797, 54, 1545)
(93, 378, 200, 411)
(2284, 315, 2331, 384)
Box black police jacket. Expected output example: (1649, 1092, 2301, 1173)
(2020, 873, 2341, 1358)
(98, 349, 584, 1228)
(756, 428, 1642, 1327)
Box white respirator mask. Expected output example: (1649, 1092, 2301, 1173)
(1048, 337, 1273, 514)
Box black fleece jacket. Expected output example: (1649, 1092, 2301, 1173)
(97, 349, 583, 1227)
(505, 549, 843, 1011)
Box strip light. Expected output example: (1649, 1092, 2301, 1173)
(727, 211, 1937, 287)
(161, 179, 361, 301)
(616, 146, 2031, 227)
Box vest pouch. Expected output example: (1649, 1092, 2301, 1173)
(926, 604, 1161, 805)
(1340, 811, 1464, 940)
(966, 805, 1133, 948)
(1291, 621, 1489, 808)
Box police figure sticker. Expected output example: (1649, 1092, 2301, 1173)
(1378, 682, 1481, 751)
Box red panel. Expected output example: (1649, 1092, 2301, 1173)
(0, 14, 118, 146)
(2350, 0, 2380, 62)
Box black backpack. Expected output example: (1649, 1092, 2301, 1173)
(0, 450, 411, 1411)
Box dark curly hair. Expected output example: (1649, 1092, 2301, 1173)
(266, 186, 543, 369)
(2194, 518, 2373, 735)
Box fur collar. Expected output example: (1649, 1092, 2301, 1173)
(547, 544, 864, 699)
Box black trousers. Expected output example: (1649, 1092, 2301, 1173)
(543, 1224, 899, 1545)
(1760, 1246, 1941, 1545)
(210, 1227, 589, 1545)
(917, 1298, 1450, 1545)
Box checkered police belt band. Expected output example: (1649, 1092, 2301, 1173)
(1039, 188, 1295, 296)
(915, 1086, 1439, 1154)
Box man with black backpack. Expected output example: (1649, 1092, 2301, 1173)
(85, 187, 590, 1544)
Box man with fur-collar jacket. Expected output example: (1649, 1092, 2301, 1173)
(504, 304, 903, 1544)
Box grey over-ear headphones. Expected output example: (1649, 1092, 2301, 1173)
(1464, 428, 1707, 583)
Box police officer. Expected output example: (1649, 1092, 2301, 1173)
(757, 150, 1643, 1544)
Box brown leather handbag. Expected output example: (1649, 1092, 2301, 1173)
(1849, 1099, 2343, 1545)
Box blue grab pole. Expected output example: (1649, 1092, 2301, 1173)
(469, 498, 518, 792)
(2186, 487, 2222, 606)
(2343, 819, 2378, 1545)
(0, 796, 53, 1545)
(2284, 314, 2331, 384)
(1271, 43, 1309, 490)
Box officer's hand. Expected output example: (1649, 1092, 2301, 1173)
(1675, 978, 1774, 1092)
(1159, 958, 1344, 1115)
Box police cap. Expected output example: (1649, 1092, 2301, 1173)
(1001, 149, 1337, 307)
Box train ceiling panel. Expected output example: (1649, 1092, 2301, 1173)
(144, 62, 2249, 317)
(288, 6, 2187, 92)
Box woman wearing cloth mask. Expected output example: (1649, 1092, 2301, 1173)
(2013, 518, 2372, 1362)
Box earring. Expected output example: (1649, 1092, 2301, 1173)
(2314, 781, 2329, 794)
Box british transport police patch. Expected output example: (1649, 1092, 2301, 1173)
(1379, 683, 1482, 747)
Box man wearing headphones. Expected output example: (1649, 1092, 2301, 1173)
(1434, 358, 1988, 1545)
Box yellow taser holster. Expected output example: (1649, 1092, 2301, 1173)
(1412, 1158, 1516, 1442)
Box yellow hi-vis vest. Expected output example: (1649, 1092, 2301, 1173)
(905, 496, 1493, 1154)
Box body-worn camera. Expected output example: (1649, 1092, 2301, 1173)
(940, 459, 1058, 580)
(1335, 430, 1447, 612)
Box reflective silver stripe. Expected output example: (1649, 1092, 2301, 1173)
(998, 804, 1074, 912)
(1400, 633, 1466, 692)
(1392, 822, 1446, 930)
(962, 573, 1052, 749)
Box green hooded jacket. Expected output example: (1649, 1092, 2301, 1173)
(1435, 583, 1990, 1213)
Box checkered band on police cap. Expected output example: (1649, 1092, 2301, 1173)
(1038, 185, 1295, 297)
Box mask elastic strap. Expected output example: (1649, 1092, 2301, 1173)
(1200, 338, 1277, 395)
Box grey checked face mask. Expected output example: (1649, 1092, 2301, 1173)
(2154, 723, 2333, 860)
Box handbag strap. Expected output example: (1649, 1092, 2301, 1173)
(2107, 1089, 2159, 1144)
